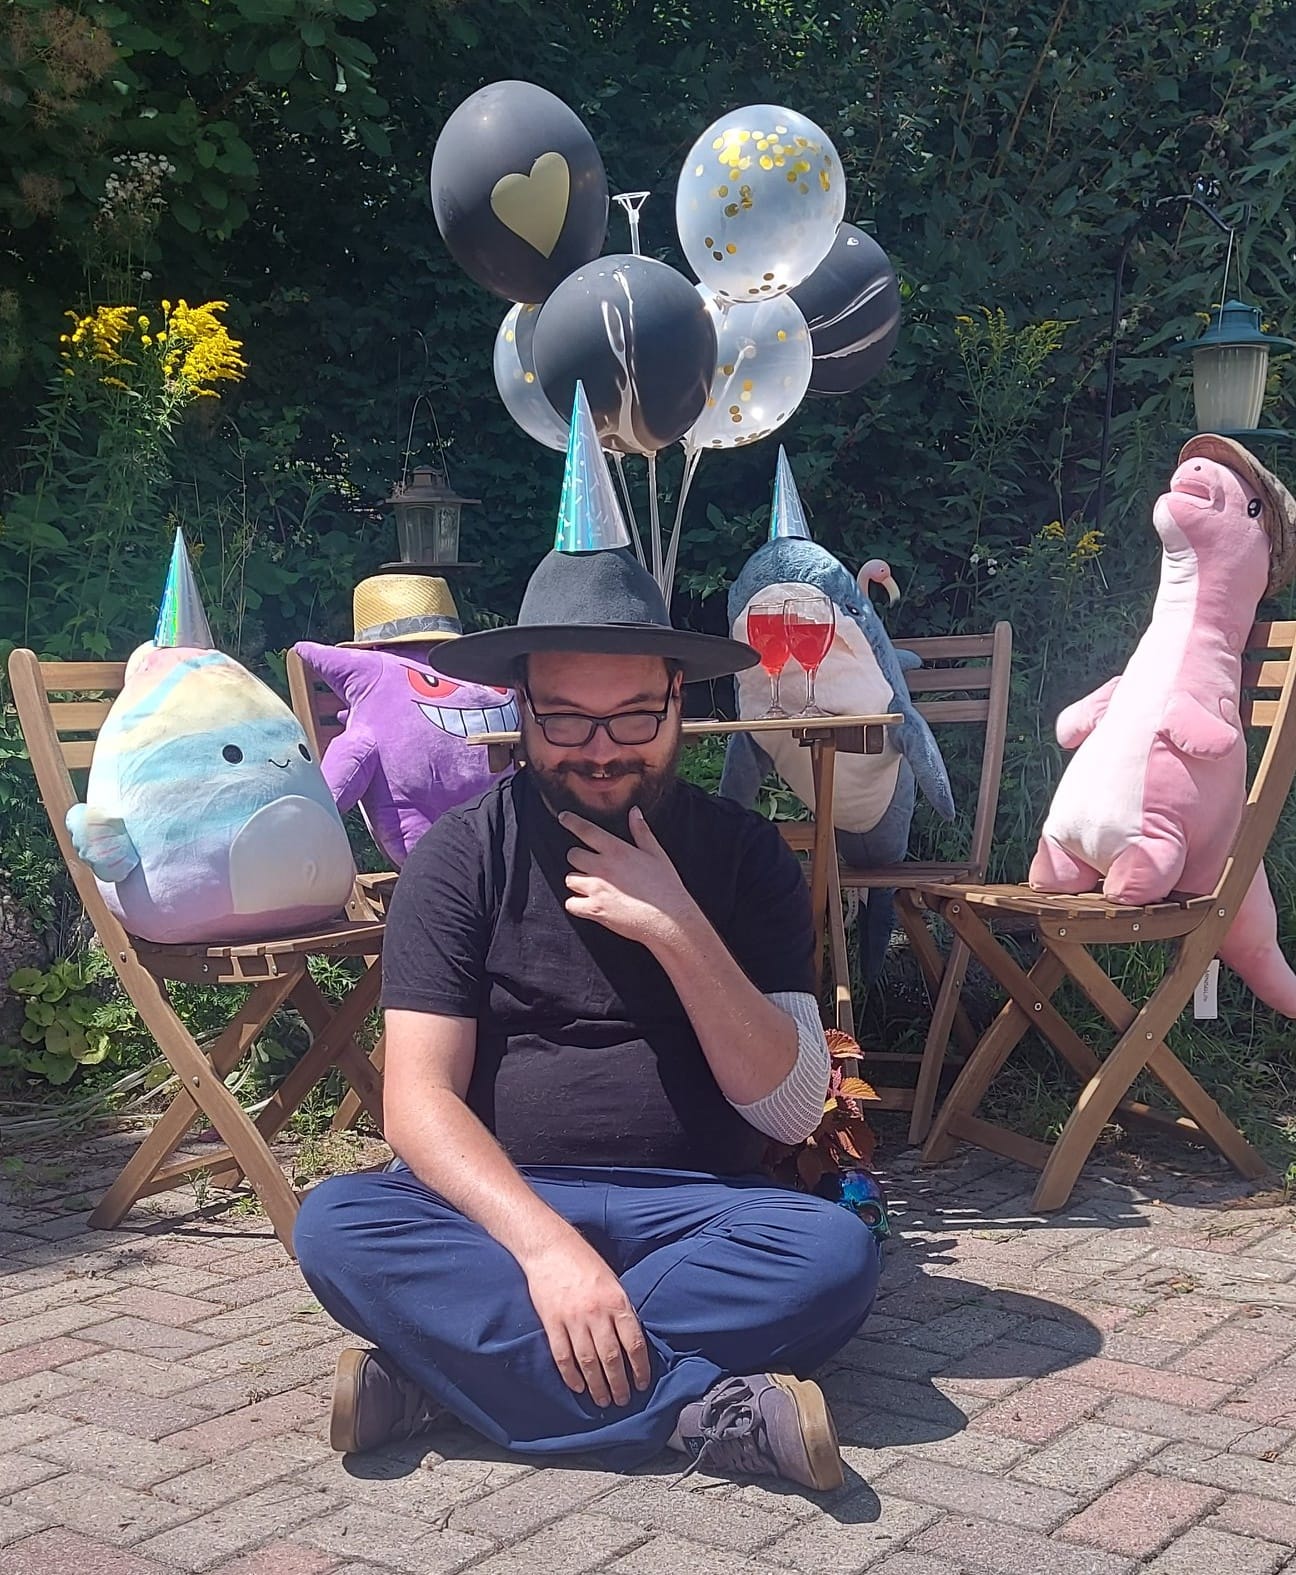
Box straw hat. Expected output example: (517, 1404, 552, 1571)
(339, 574, 463, 648)
(1179, 435, 1296, 597)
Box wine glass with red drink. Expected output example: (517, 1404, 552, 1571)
(784, 592, 836, 717)
(746, 598, 792, 719)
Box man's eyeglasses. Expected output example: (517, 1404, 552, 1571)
(523, 689, 676, 749)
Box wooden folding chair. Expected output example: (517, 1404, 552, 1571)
(285, 646, 397, 1133)
(779, 623, 1013, 1141)
(911, 619, 1296, 1211)
(8, 649, 389, 1255)
(285, 647, 398, 913)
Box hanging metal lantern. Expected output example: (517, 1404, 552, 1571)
(1171, 299, 1293, 438)
(384, 465, 480, 568)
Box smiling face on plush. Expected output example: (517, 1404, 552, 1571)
(1153, 454, 1271, 612)
(293, 640, 517, 866)
(397, 655, 518, 741)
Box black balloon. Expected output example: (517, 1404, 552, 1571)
(430, 80, 609, 304)
(790, 223, 901, 395)
(531, 255, 717, 456)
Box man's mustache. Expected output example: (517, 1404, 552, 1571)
(558, 762, 645, 780)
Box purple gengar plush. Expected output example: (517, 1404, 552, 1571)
(293, 641, 518, 866)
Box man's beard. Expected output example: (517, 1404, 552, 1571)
(525, 729, 683, 836)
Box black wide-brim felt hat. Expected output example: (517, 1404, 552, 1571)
(432, 547, 760, 687)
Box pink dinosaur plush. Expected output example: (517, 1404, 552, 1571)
(1030, 436, 1296, 1014)
(293, 641, 517, 867)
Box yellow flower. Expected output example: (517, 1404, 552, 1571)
(163, 299, 246, 395)
(1041, 519, 1065, 540)
(58, 295, 246, 399)
(60, 304, 136, 367)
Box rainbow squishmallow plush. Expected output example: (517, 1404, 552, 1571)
(66, 533, 356, 944)
(68, 644, 356, 944)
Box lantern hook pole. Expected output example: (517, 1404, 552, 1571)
(1094, 185, 1242, 534)
(400, 330, 453, 493)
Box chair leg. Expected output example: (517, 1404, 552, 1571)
(89, 967, 304, 1249)
(288, 970, 385, 1127)
(921, 929, 1069, 1164)
(1034, 945, 1270, 1210)
(895, 893, 979, 1055)
(332, 1032, 386, 1134)
(208, 966, 386, 1189)
(1056, 941, 1267, 1179)
(826, 869, 855, 1039)
(907, 931, 973, 1145)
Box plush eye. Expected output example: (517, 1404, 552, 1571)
(406, 667, 461, 700)
(297, 743, 311, 761)
(1248, 498, 1263, 518)
(222, 744, 244, 764)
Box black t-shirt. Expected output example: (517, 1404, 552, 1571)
(381, 768, 815, 1173)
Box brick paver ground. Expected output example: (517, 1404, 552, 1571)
(2, 1124, 1294, 1573)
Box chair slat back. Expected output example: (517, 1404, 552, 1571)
(21, 660, 127, 776)
(286, 648, 345, 759)
(1214, 620, 1296, 910)
(899, 623, 1013, 879)
(775, 623, 1012, 881)
(7, 650, 134, 954)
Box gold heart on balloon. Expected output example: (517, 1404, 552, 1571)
(489, 152, 571, 259)
(430, 80, 609, 305)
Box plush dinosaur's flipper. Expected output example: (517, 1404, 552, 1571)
(718, 731, 773, 808)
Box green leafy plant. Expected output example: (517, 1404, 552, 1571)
(4, 957, 138, 1083)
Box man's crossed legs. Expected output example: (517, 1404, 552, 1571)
(295, 1164, 881, 1489)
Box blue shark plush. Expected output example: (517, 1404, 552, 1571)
(719, 450, 954, 985)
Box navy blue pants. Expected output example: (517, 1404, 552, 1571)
(294, 1164, 881, 1468)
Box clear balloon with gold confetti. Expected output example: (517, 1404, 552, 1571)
(684, 289, 812, 454)
(675, 105, 845, 305)
(493, 302, 570, 452)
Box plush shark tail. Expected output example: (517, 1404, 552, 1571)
(858, 887, 895, 992)
(1216, 862, 1296, 1017)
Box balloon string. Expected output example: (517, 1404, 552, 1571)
(646, 453, 664, 587)
(663, 448, 703, 610)
(610, 452, 647, 569)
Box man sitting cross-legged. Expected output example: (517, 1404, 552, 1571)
(294, 526, 881, 1493)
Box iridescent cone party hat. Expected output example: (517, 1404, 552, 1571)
(431, 383, 759, 688)
(554, 383, 633, 553)
(768, 446, 813, 542)
(154, 529, 214, 649)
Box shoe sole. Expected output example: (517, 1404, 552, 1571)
(329, 1348, 368, 1454)
(771, 1373, 845, 1491)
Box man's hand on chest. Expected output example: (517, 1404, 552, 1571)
(560, 807, 702, 955)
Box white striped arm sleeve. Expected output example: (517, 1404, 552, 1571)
(730, 991, 832, 1144)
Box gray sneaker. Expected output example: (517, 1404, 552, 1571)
(329, 1348, 444, 1454)
(670, 1373, 844, 1491)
